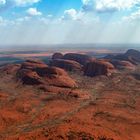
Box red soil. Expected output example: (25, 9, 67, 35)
(0, 59, 139, 140)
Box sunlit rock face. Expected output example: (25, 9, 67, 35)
(17, 60, 77, 88)
(84, 60, 115, 77)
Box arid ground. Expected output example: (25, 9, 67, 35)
(0, 49, 140, 140)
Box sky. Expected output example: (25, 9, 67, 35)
(0, 0, 140, 46)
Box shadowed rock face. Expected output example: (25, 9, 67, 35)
(105, 49, 140, 65)
(17, 60, 77, 88)
(50, 59, 82, 72)
(84, 60, 115, 77)
(125, 49, 140, 58)
(63, 53, 92, 65)
(0, 64, 21, 74)
(17, 69, 44, 85)
(52, 53, 63, 60)
(110, 60, 135, 70)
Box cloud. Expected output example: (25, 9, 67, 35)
(1, 0, 140, 45)
(61, 8, 86, 22)
(82, 0, 140, 13)
(123, 9, 140, 21)
(26, 8, 42, 16)
(0, 0, 6, 5)
(0, 16, 14, 25)
(0, 0, 41, 13)
(62, 9, 78, 20)
(14, 0, 40, 6)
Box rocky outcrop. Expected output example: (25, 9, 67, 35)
(63, 53, 92, 65)
(17, 69, 44, 85)
(110, 60, 135, 70)
(50, 59, 82, 72)
(105, 49, 140, 65)
(0, 64, 21, 75)
(20, 59, 47, 70)
(84, 60, 115, 77)
(125, 49, 140, 58)
(125, 49, 140, 64)
(17, 60, 77, 88)
(52, 53, 63, 59)
(39, 86, 90, 99)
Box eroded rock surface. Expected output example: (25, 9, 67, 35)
(84, 60, 115, 77)
(17, 60, 77, 88)
(50, 59, 82, 72)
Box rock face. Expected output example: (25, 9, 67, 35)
(50, 59, 82, 72)
(125, 49, 140, 64)
(17, 69, 44, 85)
(63, 53, 92, 65)
(52, 53, 63, 60)
(125, 49, 140, 58)
(84, 60, 115, 77)
(105, 49, 140, 65)
(17, 60, 77, 88)
(110, 60, 135, 70)
(20, 59, 47, 70)
(0, 64, 21, 74)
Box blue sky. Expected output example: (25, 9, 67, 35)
(1, 0, 82, 19)
(0, 0, 140, 45)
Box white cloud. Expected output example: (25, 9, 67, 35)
(14, 0, 40, 6)
(1, 0, 140, 45)
(82, 0, 140, 13)
(26, 8, 42, 16)
(0, 0, 6, 5)
(123, 9, 140, 21)
(0, 14, 140, 45)
(62, 9, 78, 20)
(61, 9, 86, 22)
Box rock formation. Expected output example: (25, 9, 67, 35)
(84, 60, 115, 77)
(52, 52, 63, 59)
(63, 53, 92, 65)
(110, 60, 135, 70)
(17, 60, 77, 88)
(0, 64, 21, 74)
(105, 49, 140, 65)
(50, 59, 82, 72)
